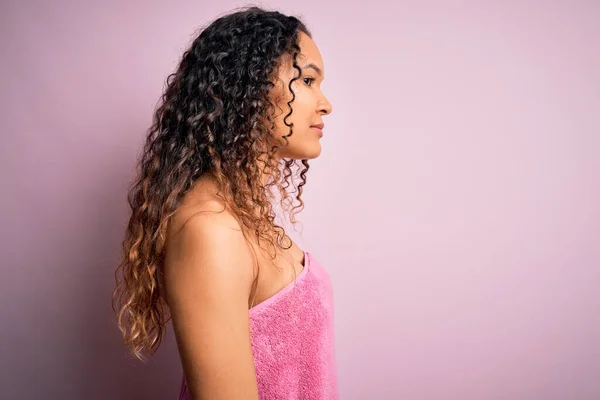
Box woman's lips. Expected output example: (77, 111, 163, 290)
(311, 124, 324, 136)
(311, 126, 323, 137)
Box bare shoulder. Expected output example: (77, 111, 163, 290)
(163, 171, 258, 299)
(163, 201, 256, 301)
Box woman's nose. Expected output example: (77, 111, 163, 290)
(319, 95, 332, 115)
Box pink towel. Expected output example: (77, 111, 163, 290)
(179, 251, 338, 399)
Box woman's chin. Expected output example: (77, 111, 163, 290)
(301, 143, 322, 160)
(280, 142, 322, 160)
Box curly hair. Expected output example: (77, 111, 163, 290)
(112, 6, 313, 361)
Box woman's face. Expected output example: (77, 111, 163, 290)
(269, 32, 332, 160)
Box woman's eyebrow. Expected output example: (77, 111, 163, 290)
(301, 63, 322, 76)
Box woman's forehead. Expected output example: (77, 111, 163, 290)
(297, 32, 324, 72)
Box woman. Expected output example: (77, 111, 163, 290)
(112, 6, 337, 400)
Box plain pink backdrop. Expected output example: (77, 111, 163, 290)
(2, 1, 599, 399)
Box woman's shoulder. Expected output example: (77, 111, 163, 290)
(166, 189, 248, 262)
(168, 174, 239, 237)
(165, 175, 252, 273)
(163, 197, 255, 302)
(169, 199, 238, 239)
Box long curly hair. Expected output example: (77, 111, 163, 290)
(112, 6, 312, 361)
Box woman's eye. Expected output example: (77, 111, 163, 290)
(303, 77, 315, 86)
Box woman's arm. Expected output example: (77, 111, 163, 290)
(163, 212, 259, 400)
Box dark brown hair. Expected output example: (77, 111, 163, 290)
(112, 6, 312, 360)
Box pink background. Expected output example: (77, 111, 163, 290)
(2, 1, 599, 399)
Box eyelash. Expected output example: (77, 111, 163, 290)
(303, 77, 315, 87)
